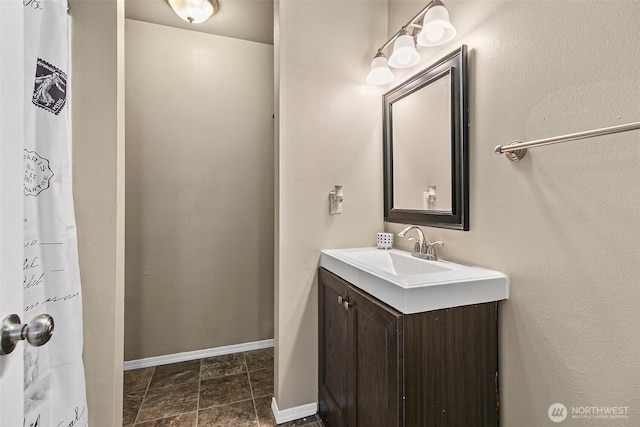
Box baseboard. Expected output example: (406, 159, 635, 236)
(271, 397, 318, 424)
(123, 339, 275, 371)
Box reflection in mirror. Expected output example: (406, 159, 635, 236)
(392, 71, 452, 212)
(383, 45, 468, 230)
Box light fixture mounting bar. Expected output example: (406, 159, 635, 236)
(377, 0, 437, 53)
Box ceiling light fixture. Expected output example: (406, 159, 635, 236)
(166, 0, 219, 24)
(367, 0, 456, 85)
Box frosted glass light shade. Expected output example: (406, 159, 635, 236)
(388, 33, 420, 68)
(166, 0, 218, 24)
(366, 54, 395, 85)
(417, 2, 456, 46)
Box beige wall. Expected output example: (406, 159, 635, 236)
(71, 0, 125, 425)
(273, 0, 282, 400)
(387, 1, 640, 425)
(124, 20, 275, 360)
(275, 0, 387, 410)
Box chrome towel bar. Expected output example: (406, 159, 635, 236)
(495, 121, 640, 161)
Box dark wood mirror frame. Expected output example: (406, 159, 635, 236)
(383, 45, 469, 230)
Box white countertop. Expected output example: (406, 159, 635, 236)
(320, 247, 509, 314)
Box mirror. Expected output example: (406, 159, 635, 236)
(383, 45, 468, 230)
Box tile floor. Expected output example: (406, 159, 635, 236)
(123, 348, 323, 426)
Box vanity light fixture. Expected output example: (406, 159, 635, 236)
(366, 51, 395, 85)
(417, 0, 456, 46)
(388, 29, 421, 68)
(166, 0, 219, 24)
(367, 0, 456, 85)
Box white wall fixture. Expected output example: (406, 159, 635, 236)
(329, 185, 344, 214)
(424, 185, 437, 210)
(166, 0, 219, 24)
(366, 0, 456, 86)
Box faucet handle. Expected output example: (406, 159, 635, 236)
(425, 241, 444, 260)
(407, 237, 420, 253)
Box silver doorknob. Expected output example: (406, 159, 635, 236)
(0, 314, 54, 355)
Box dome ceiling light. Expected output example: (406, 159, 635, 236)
(166, 0, 219, 24)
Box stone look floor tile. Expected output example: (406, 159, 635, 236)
(278, 416, 324, 427)
(255, 396, 323, 427)
(148, 360, 201, 389)
(137, 382, 199, 423)
(199, 373, 253, 409)
(123, 391, 145, 425)
(201, 353, 246, 380)
(197, 400, 258, 427)
(120, 349, 325, 426)
(124, 367, 154, 393)
(244, 348, 274, 372)
(134, 411, 197, 426)
(248, 368, 274, 399)
(254, 396, 276, 427)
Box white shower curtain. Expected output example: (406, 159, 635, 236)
(22, 0, 88, 425)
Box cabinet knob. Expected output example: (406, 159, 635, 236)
(337, 295, 351, 310)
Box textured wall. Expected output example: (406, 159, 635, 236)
(71, 0, 125, 424)
(387, 1, 640, 425)
(275, 0, 387, 410)
(125, 20, 274, 360)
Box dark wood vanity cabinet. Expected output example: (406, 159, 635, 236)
(318, 267, 402, 427)
(318, 268, 499, 427)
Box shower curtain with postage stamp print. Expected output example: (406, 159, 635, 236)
(23, 0, 88, 425)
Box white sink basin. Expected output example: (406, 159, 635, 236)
(340, 249, 451, 277)
(320, 248, 509, 314)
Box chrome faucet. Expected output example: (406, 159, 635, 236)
(397, 226, 444, 261)
(398, 226, 427, 254)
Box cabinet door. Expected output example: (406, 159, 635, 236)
(318, 268, 349, 427)
(403, 303, 498, 426)
(347, 285, 403, 427)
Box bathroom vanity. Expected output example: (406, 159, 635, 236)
(318, 248, 509, 427)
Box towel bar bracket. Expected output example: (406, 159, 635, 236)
(495, 140, 527, 161)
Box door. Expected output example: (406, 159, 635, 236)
(0, 1, 26, 425)
(318, 268, 349, 427)
(347, 285, 403, 427)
